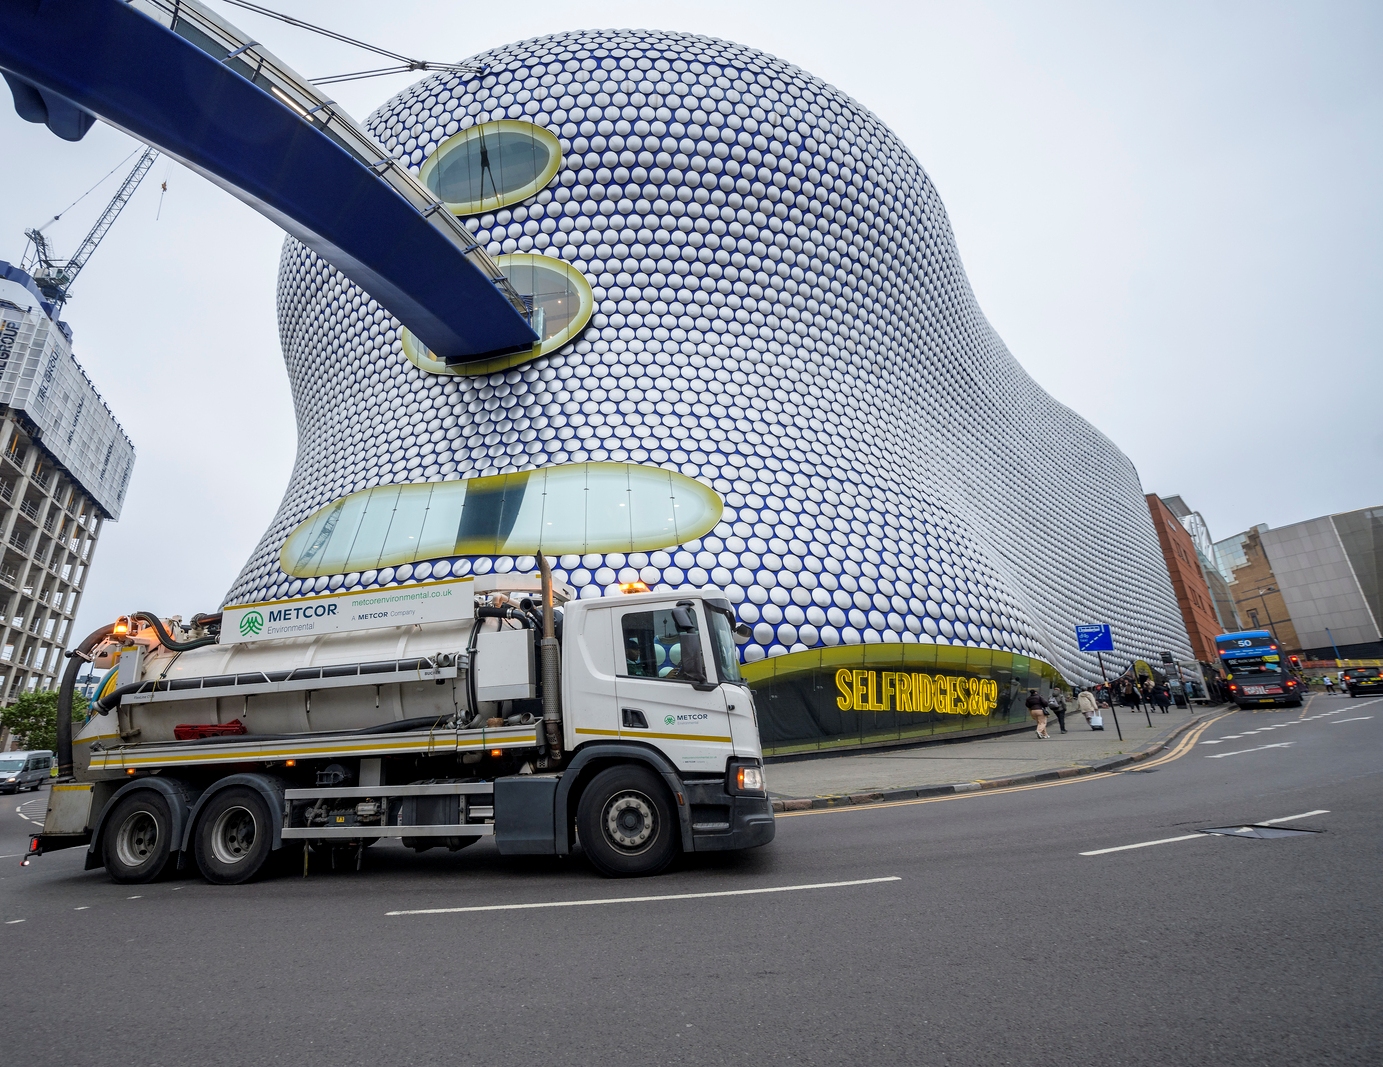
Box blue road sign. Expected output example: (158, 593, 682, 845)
(1076, 624, 1114, 653)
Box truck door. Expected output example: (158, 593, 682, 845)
(613, 602, 733, 774)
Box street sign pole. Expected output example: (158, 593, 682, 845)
(1096, 650, 1122, 740)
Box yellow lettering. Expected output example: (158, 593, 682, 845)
(954, 677, 969, 715)
(866, 671, 881, 711)
(853, 670, 867, 711)
(896, 672, 912, 712)
(933, 674, 949, 714)
(985, 678, 999, 711)
(881, 672, 896, 711)
(835, 669, 853, 711)
(915, 673, 933, 713)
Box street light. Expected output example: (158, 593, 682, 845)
(1234, 586, 1282, 645)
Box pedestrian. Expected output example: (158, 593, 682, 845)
(1047, 688, 1069, 733)
(1153, 683, 1171, 713)
(1026, 688, 1050, 739)
(1077, 687, 1098, 727)
(1323, 674, 1335, 695)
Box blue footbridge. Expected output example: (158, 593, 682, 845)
(0, 0, 538, 363)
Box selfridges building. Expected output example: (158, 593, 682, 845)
(225, 30, 1192, 754)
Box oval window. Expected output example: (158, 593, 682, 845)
(280, 462, 724, 578)
(402, 254, 592, 376)
(419, 120, 562, 216)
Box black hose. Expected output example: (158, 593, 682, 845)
(476, 604, 533, 627)
(56, 623, 117, 779)
(133, 611, 219, 651)
(93, 681, 145, 714)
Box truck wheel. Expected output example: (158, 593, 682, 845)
(102, 792, 176, 884)
(576, 765, 678, 877)
(194, 787, 273, 885)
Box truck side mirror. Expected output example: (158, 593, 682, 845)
(671, 603, 696, 632)
(679, 632, 713, 689)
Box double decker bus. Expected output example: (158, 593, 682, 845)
(1215, 629, 1303, 708)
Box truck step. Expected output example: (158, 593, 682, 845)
(283, 783, 494, 800)
(281, 824, 492, 839)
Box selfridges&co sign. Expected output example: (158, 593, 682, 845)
(834, 669, 999, 715)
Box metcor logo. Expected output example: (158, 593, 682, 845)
(664, 714, 676, 726)
(239, 611, 264, 637)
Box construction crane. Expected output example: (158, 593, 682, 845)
(22, 145, 159, 315)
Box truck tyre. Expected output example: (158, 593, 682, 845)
(194, 787, 274, 884)
(576, 765, 678, 877)
(102, 791, 177, 884)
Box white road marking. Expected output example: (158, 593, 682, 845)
(1259, 809, 1330, 825)
(1331, 717, 1373, 724)
(1206, 742, 1295, 759)
(1081, 834, 1207, 857)
(1082, 810, 1330, 857)
(1199, 739, 1226, 744)
(388, 876, 903, 916)
(5, 919, 24, 924)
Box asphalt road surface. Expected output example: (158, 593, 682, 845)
(2, 693, 1379, 1066)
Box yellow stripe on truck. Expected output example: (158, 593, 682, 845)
(86, 731, 539, 770)
(574, 727, 732, 744)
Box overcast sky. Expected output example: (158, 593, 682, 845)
(2, 0, 1379, 642)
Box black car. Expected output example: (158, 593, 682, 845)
(1342, 667, 1383, 697)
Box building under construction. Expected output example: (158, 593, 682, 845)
(0, 262, 134, 716)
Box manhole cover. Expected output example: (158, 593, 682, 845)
(1195, 825, 1322, 839)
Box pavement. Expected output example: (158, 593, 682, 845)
(766, 702, 1225, 809)
(1, 692, 1378, 1067)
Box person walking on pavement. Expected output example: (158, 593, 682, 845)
(1323, 674, 1335, 695)
(1047, 688, 1069, 733)
(1026, 689, 1050, 738)
(1077, 687, 1099, 727)
(1153, 683, 1171, 714)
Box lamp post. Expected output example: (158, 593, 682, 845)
(1235, 586, 1283, 646)
(1324, 627, 1343, 667)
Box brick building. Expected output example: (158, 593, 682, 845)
(1146, 494, 1227, 663)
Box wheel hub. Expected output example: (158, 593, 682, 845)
(115, 811, 159, 868)
(210, 806, 258, 865)
(603, 790, 656, 852)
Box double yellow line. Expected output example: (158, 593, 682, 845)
(777, 712, 1230, 820)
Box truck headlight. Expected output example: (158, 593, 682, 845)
(728, 760, 765, 794)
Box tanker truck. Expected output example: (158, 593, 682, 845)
(28, 563, 774, 883)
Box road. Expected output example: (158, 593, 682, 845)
(1, 693, 1378, 1066)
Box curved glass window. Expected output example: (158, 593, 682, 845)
(419, 120, 562, 215)
(402, 254, 592, 376)
(280, 463, 724, 579)
(494, 254, 592, 353)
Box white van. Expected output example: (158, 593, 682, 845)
(0, 750, 54, 793)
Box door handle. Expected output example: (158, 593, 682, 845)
(621, 707, 649, 729)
